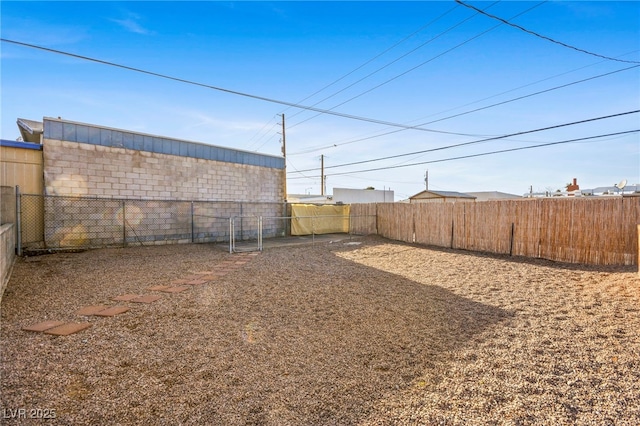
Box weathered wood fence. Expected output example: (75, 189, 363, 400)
(351, 198, 640, 266)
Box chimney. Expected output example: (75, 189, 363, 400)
(567, 178, 580, 193)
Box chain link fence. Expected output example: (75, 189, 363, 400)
(18, 194, 287, 252)
(16, 194, 377, 253)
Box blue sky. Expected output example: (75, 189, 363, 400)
(1, 1, 639, 200)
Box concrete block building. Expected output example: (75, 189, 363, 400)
(4, 117, 286, 249)
(41, 117, 285, 202)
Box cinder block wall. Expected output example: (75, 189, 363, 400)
(39, 118, 286, 248)
(43, 139, 284, 201)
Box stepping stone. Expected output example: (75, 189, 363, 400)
(185, 279, 207, 285)
(194, 271, 213, 275)
(77, 305, 111, 316)
(112, 294, 142, 302)
(170, 279, 189, 285)
(94, 306, 130, 317)
(182, 275, 202, 280)
(147, 285, 172, 291)
(44, 322, 92, 336)
(200, 275, 218, 281)
(158, 286, 190, 293)
(130, 295, 162, 304)
(23, 320, 66, 332)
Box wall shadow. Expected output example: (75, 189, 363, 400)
(199, 240, 514, 424)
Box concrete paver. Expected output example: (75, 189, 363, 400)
(22, 320, 66, 332)
(77, 305, 111, 316)
(44, 322, 92, 336)
(130, 295, 162, 304)
(94, 306, 130, 317)
(147, 285, 172, 291)
(158, 286, 191, 293)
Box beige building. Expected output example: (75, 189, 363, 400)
(409, 190, 476, 203)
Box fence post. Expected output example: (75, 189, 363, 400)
(509, 223, 515, 256)
(191, 201, 195, 243)
(450, 219, 454, 249)
(122, 200, 126, 247)
(229, 217, 233, 254)
(15, 186, 22, 256)
(259, 216, 263, 251)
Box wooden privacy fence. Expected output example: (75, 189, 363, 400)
(371, 197, 640, 266)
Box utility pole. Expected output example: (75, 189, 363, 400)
(320, 154, 324, 196)
(280, 114, 287, 202)
(425, 169, 429, 190)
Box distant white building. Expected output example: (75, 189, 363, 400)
(332, 187, 394, 204)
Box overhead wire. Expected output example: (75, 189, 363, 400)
(455, 0, 640, 64)
(0, 38, 478, 137)
(289, 63, 639, 155)
(245, 116, 280, 151)
(289, 110, 639, 173)
(284, 3, 461, 121)
(288, 130, 639, 179)
(286, 1, 485, 126)
(288, 1, 546, 130)
(402, 50, 640, 123)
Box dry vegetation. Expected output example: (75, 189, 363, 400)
(1, 235, 639, 425)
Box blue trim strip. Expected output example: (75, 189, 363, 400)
(0, 139, 43, 150)
(42, 118, 285, 170)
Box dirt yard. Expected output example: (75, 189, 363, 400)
(1, 235, 639, 425)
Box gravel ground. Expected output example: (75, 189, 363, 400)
(1, 235, 639, 425)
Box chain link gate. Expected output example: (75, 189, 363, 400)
(230, 216, 262, 253)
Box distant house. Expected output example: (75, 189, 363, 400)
(409, 190, 476, 203)
(465, 191, 521, 202)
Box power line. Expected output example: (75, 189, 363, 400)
(290, 1, 547, 130)
(289, 130, 639, 179)
(245, 116, 280, 151)
(285, 3, 461, 121)
(289, 63, 639, 155)
(0, 38, 481, 137)
(401, 52, 640, 124)
(289, 110, 639, 173)
(287, 1, 490, 128)
(455, 0, 640, 64)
